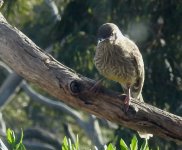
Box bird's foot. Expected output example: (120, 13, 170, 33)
(124, 96, 130, 112)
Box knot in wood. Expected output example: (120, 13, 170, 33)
(70, 80, 82, 94)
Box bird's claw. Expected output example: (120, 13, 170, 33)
(124, 96, 130, 112)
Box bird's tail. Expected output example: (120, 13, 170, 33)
(137, 94, 153, 139)
(132, 92, 143, 102)
(138, 94, 143, 102)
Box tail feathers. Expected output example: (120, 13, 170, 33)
(131, 92, 143, 102)
(138, 94, 143, 102)
(138, 131, 153, 140)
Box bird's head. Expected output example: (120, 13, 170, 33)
(97, 23, 123, 43)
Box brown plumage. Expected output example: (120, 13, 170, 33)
(94, 23, 152, 139)
(94, 23, 144, 106)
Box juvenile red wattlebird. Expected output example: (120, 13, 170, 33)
(94, 23, 144, 110)
(94, 23, 152, 139)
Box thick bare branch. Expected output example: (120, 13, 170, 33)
(21, 81, 104, 147)
(0, 13, 182, 144)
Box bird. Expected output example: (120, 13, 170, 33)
(94, 23, 144, 110)
(94, 23, 152, 139)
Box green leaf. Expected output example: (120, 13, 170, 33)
(130, 135, 138, 150)
(74, 135, 79, 150)
(19, 128, 24, 144)
(15, 143, 20, 150)
(68, 138, 72, 150)
(19, 144, 26, 150)
(62, 137, 69, 150)
(15, 143, 26, 150)
(120, 138, 129, 150)
(15, 129, 26, 150)
(140, 139, 149, 150)
(107, 143, 116, 150)
(6, 128, 16, 144)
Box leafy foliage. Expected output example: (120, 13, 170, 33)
(5, 129, 154, 150)
(61, 135, 154, 150)
(6, 128, 26, 150)
(62, 135, 79, 150)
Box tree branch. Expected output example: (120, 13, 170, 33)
(21, 81, 104, 147)
(0, 13, 182, 144)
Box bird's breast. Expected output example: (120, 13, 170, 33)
(94, 41, 137, 85)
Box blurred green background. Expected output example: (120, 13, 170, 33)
(0, 0, 182, 149)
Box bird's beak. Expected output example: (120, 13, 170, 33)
(98, 37, 111, 44)
(98, 38, 105, 43)
(98, 34, 116, 44)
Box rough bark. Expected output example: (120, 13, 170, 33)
(0, 13, 182, 144)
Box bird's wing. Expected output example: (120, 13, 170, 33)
(122, 37, 144, 77)
(127, 39, 145, 99)
(131, 47, 144, 78)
